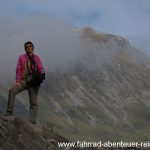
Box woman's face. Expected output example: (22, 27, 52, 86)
(25, 44, 33, 54)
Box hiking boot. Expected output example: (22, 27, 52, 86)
(5, 111, 13, 116)
(30, 120, 36, 124)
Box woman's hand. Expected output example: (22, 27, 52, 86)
(15, 81, 21, 88)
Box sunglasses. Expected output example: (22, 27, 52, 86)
(25, 45, 33, 48)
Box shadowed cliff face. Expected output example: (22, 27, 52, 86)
(1, 27, 150, 142)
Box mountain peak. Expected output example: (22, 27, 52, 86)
(80, 26, 130, 47)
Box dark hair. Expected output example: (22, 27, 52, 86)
(24, 41, 34, 49)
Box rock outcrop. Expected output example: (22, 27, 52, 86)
(0, 116, 148, 150)
(0, 116, 69, 150)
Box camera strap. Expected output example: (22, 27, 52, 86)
(27, 54, 38, 73)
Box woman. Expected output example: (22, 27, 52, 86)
(5, 41, 45, 124)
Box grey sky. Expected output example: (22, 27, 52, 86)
(0, 0, 149, 54)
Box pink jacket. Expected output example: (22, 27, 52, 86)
(16, 54, 45, 82)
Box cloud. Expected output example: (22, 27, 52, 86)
(0, 0, 150, 85)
